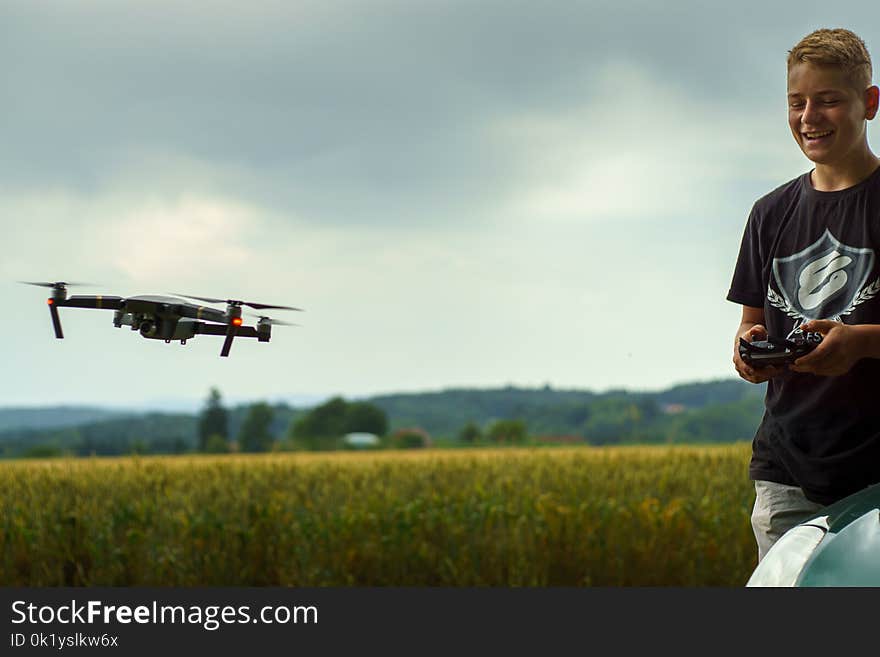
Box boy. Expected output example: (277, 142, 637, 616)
(728, 28, 880, 562)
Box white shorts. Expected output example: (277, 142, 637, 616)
(750, 480, 825, 563)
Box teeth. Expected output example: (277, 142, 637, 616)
(805, 130, 833, 139)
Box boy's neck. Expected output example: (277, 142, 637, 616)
(811, 149, 880, 191)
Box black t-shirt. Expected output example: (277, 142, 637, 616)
(728, 165, 880, 505)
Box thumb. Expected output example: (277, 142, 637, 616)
(747, 324, 768, 339)
(799, 319, 836, 335)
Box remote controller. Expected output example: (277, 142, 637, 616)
(738, 329, 823, 368)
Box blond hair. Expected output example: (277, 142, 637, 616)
(788, 28, 872, 91)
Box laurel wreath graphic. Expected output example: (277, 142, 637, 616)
(840, 277, 880, 316)
(766, 287, 802, 319)
(766, 277, 880, 322)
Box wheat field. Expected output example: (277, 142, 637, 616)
(0, 444, 757, 586)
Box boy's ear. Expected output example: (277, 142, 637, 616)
(866, 85, 880, 120)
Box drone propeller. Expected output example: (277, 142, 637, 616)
(18, 281, 93, 339)
(19, 280, 95, 289)
(172, 293, 303, 312)
(248, 313, 300, 327)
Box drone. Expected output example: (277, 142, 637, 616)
(21, 281, 302, 357)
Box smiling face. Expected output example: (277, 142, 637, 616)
(787, 62, 878, 169)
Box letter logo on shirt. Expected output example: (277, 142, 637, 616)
(770, 228, 877, 322)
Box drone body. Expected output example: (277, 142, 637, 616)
(27, 282, 301, 357)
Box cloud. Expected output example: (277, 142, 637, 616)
(490, 60, 805, 225)
(104, 197, 256, 283)
(4, 1, 880, 405)
(4, 1, 877, 236)
(0, 1, 830, 222)
(2, 187, 263, 289)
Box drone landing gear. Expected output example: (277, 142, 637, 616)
(48, 301, 64, 339)
(220, 325, 238, 357)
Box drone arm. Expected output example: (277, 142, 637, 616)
(191, 322, 258, 356)
(62, 296, 125, 310)
(176, 305, 228, 324)
(194, 324, 258, 338)
(44, 296, 124, 338)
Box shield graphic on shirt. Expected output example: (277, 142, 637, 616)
(772, 228, 875, 321)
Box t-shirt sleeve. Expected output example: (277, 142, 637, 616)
(727, 204, 766, 308)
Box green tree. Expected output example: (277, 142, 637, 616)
(580, 397, 660, 445)
(390, 427, 432, 449)
(344, 402, 388, 436)
(238, 402, 275, 453)
(458, 421, 482, 443)
(22, 445, 63, 459)
(289, 396, 349, 449)
(486, 419, 528, 444)
(666, 396, 765, 444)
(204, 434, 230, 454)
(198, 388, 228, 451)
(129, 439, 148, 455)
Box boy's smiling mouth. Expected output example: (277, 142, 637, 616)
(804, 130, 834, 140)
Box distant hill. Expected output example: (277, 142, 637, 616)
(652, 379, 764, 407)
(0, 404, 306, 458)
(0, 406, 132, 432)
(370, 378, 766, 439)
(0, 378, 767, 456)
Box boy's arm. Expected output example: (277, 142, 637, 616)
(733, 305, 787, 383)
(853, 324, 880, 358)
(790, 319, 880, 375)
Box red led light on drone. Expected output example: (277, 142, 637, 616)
(47, 298, 54, 305)
(232, 317, 243, 326)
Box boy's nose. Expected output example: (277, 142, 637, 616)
(801, 100, 823, 125)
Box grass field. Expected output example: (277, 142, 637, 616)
(0, 444, 758, 586)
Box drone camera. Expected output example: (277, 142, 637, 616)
(139, 320, 158, 338)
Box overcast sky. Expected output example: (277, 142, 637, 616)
(3, 1, 879, 409)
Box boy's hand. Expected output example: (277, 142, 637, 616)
(733, 324, 787, 383)
(790, 319, 862, 376)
